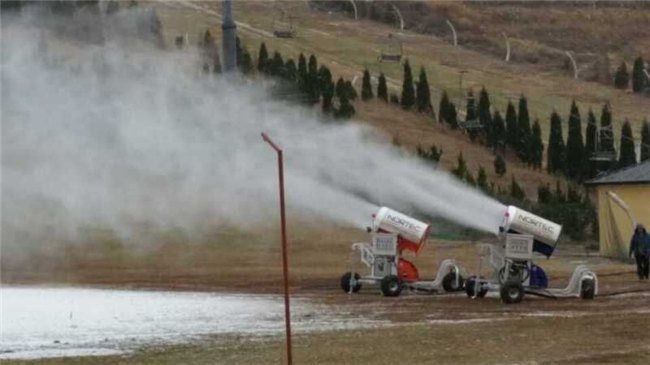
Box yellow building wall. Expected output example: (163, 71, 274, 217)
(597, 184, 650, 258)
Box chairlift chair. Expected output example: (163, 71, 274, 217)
(377, 33, 403, 63)
(458, 119, 483, 131)
(588, 124, 617, 162)
(273, 10, 296, 38)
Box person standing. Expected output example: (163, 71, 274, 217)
(629, 224, 650, 280)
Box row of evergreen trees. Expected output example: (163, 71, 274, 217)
(547, 102, 650, 182)
(255, 43, 357, 118)
(614, 56, 649, 93)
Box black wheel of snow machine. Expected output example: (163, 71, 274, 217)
(580, 278, 595, 300)
(340, 272, 362, 293)
(500, 280, 525, 304)
(442, 272, 465, 292)
(465, 276, 488, 298)
(380, 275, 403, 297)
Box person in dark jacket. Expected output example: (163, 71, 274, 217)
(629, 224, 650, 280)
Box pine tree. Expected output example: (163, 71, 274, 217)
(516, 94, 532, 163)
(599, 103, 616, 171)
(466, 90, 479, 141)
(494, 155, 506, 176)
(477, 166, 489, 193)
(505, 100, 518, 151)
(614, 61, 629, 89)
(307, 55, 320, 104)
(510, 175, 526, 201)
(345, 81, 357, 101)
(531, 120, 544, 170)
(285, 59, 297, 82)
(269, 51, 284, 77)
(565, 100, 585, 180)
(401, 59, 415, 110)
(416, 67, 432, 113)
(377, 73, 388, 102)
(257, 42, 269, 74)
(493, 110, 506, 153)
(453, 153, 468, 179)
(318, 66, 334, 114)
(439, 91, 451, 125)
(478, 87, 493, 147)
(447, 101, 458, 129)
(361, 68, 373, 101)
(335, 93, 355, 119)
(335, 77, 346, 99)
(632, 56, 646, 93)
(642, 119, 650, 162)
(585, 109, 598, 178)
(547, 111, 566, 174)
(618, 120, 637, 168)
(298, 53, 307, 83)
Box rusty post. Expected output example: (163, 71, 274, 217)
(261, 132, 292, 365)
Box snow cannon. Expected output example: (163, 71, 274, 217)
(500, 206, 562, 258)
(465, 206, 597, 304)
(371, 207, 431, 256)
(341, 207, 465, 297)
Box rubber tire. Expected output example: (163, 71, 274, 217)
(340, 272, 362, 293)
(580, 278, 595, 300)
(380, 275, 403, 297)
(442, 272, 465, 292)
(500, 280, 525, 304)
(465, 276, 488, 298)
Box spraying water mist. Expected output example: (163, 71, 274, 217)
(1, 10, 506, 251)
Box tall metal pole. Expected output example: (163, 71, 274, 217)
(261, 133, 293, 365)
(222, 0, 237, 73)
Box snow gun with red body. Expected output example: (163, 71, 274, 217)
(341, 207, 465, 297)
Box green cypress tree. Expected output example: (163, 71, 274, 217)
(335, 77, 346, 99)
(531, 119, 544, 170)
(478, 87, 493, 147)
(377, 73, 388, 102)
(614, 61, 629, 89)
(298, 53, 307, 83)
(335, 93, 355, 119)
(269, 51, 284, 77)
(416, 67, 432, 113)
(510, 175, 526, 201)
(361, 68, 373, 101)
(345, 81, 357, 101)
(318, 66, 334, 114)
(505, 100, 518, 151)
(285, 59, 297, 82)
(632, 56, 646, 93)
(516, 94, 532, 163)
(585, 109, 598, 178)
(618, 120, 637, 168)
(493, 110, 506, 153)
(453, 153, 468, 179)
(547, 111, 566, 174)
(466, 90, 479, 140)
(599, 103, 616, 170)
(477, 166, 489, 193)
(494, 155, 506, 176)
(307, 55, 320, 104)
(447, 101, 458, 129)
(257, 42, 269, 74)
(641, 119, 650, 162)
(439, 91, 451, 125)
(565, 100, 585, 180)
(401, 59, 415, 110)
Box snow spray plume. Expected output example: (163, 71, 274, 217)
(1, 10, 506, 252)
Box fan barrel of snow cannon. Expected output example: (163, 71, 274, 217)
(372, 207, 431, 255)
(502, 206, 562, 257)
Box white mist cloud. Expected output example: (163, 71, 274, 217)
(1, 10, 506, 250)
